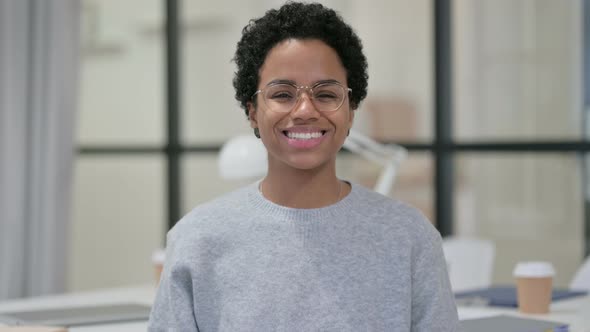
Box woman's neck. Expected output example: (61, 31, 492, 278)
(261, 165, 346, 209)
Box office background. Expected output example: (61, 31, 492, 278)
(1, 0, 589, 299)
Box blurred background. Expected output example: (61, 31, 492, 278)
(1, 0, 588, 298)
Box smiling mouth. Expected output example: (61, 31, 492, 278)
(282, 130, 327, 140)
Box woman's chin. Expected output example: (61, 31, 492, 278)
(283, 156, 334, 172)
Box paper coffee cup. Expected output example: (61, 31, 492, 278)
(513, 261, 555, 314)
(152, 249, 166, 283)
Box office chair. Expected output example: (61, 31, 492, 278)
(442, 236, 496, 292)
(570, 255, 590, 291)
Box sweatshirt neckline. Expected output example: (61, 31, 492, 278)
(247, 180, 358, 222)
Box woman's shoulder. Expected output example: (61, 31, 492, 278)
(167, 183, 256, 241)
(349, 182, 440, 241)
(349, 182, 422, 218)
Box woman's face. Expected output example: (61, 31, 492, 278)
(248, 39, 354, 172)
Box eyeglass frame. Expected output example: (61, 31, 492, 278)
(251, 80, 353, 113)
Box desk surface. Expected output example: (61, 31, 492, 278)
(0, 284, 154, 332)
(1, 285, 589, 332)
(458, 295, 590, 332)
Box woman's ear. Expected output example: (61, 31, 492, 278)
(348, 108, 355, 130)
(248, 102, 258, 129)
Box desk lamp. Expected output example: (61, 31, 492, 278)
(218, 134, 268, 179)
(342, 130, 407, 195)
(218, 130, 407, 195)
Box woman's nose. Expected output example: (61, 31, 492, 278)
(291, 91, 319, 119)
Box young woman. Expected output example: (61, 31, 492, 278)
(148, 2, 459, 331)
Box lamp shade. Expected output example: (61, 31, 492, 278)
(218, 135, 268, 179)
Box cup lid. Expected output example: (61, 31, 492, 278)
(513, 261, 555, 278)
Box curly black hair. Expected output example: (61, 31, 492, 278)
(233, 1, 368, 118)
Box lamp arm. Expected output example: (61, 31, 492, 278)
(343, 130, 408, 195)
(374, 163, 398, 195)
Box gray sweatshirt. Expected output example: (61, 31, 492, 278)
(148, 181, 459, 331)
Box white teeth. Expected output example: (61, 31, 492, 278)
(286, 131, 323, 140)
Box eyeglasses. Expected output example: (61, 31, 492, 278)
(252, 82, 352, 113)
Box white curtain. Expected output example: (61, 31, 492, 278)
(0, 0, 79, 299)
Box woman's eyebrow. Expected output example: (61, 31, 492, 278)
(266, 79, 296, 86)
(312, 79, 340, 86)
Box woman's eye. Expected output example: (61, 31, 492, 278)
(270, 92, 294, 100)
(315, 92, 338, 100)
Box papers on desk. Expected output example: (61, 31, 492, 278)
(460, 314, 568, 332)
(0, 303, 150, 327)
(455, 286, 588, 307)
(0, 328, 67, 332)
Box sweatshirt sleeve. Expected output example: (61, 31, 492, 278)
(148, 229, 200, 332)
(410, 220, 459, 331)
